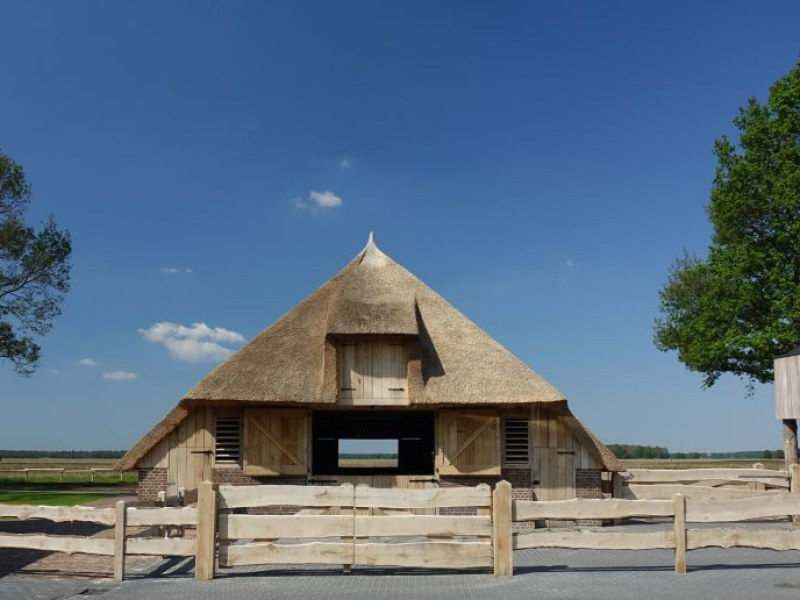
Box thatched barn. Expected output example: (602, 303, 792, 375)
(117, 234, 621, 503)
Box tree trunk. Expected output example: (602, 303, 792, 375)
(783, 419, 799, 468)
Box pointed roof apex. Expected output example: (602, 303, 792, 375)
(359, 230, 389, 266)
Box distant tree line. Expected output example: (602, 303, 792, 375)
(0, 450, 125, 459)
(608, 444, 670, 459)
(609, 445, 784, 460)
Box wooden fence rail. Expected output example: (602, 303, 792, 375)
(0, 468, 133, 482)
(621, 463, 793, 501)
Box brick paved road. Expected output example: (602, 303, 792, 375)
(2, 545, 799, 600)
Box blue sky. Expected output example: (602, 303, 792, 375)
(1, 1, 799, 452)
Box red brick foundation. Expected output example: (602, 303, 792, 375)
(136, 468, 167, 502)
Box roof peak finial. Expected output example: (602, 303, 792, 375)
(359, 230, 387, 265)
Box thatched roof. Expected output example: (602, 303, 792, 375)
(184, 233, 565, 405)
(117, 234, 621, 471)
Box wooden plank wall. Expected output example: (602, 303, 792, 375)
(137, 406, 213, 500)
(531, 407, 600, 502)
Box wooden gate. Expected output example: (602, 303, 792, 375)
(216, 483, 493, 570)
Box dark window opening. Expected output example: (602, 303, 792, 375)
(312, 411, 434, 475)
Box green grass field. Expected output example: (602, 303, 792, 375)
(0, 457, 138, 486)
(0, 492, 111, 506)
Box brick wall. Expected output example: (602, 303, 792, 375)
(213, 467, 308, 514)
(575, 468, 603, 526)
(136, 468, 167, 502)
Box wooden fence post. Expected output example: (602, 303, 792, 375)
(113, 500, 126, 581)
(791, 464, 800, 526)
(492, 480, 512, 576)
(750, 463, 765, 492)
(673, 493, 686, 574)
(195, 481, 217, 580)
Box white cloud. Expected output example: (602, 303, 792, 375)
(338, 158, 352, 171)
(161, 267, 192, 275)
(291, 189, 344, 211)
(78, 358, 98, 367)
(139, 322, 246, 363)
(310, 190, 343, 208)
(102, 370, 137, 381)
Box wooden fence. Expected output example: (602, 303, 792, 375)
(0, 501, 197, 580)
(621, 463, 793, 500)
(210, 481, 507, 577)
(514, 465, 800, 574)
(0, 467, 133, 482)
(1, 466, 799, 580)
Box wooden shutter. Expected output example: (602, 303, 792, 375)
(243, 409, 308, 476)
(436, 410, 501, 476)
(338, 340, 408, 405)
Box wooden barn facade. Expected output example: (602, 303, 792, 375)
(117, 235, 621, 504)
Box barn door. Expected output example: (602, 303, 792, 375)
(243, 409, 309, 476)
(436, 410, 500, 476)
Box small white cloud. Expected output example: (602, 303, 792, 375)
(78, 358, 98, 367)
(139, 321, 245, 363)
(338, 158, 352, 171)
(161, 267, 192, 275)
(565, 259, 574, 269)
(310, 190, 343, 208)
(291, 190, 344, 211)
(102, 370, 137, 381)
(49, 368, 60, 375)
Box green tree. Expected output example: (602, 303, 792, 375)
(1, 150, 71, 375)
(654, 61, 800, 466)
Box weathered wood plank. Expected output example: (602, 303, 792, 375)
(220, 542, 352, 566)
(626, 469, 789, 486)
(219, 484, 354, 509)
(114, 501, 126, 581)
(493, 480, 512, 576)
(513, 529, 676, 551)
(355, 486, 490, 509)
(685, 494, 800, 522)
(513, 498, 674, 521)
(0, 504, 115, 525)
(353, 515, 490, 537)
(674, 493, 686, 574)
(686, 527, 800, 551)
(126, 507, 198, 527)
(624, 484, 787, 501)
(354, 542, 492, 568)
(126, 537, 196, 556)
(0, 534, 115, 555)
(220, 514, 351, 539)
(195, 481, 217, 580)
